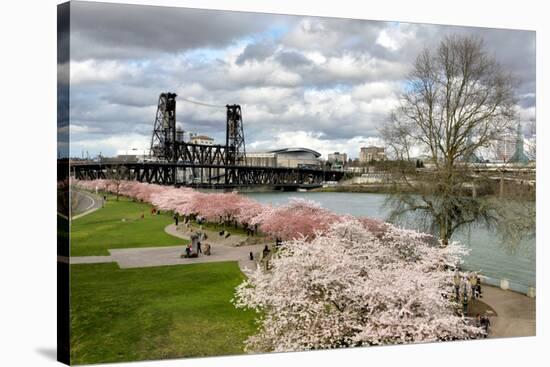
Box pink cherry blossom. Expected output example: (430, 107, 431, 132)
(251, 197, 341, 240)
(234, 219, 482, 352)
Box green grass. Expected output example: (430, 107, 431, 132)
(71, 194, 186, 256)
(71, 262, 257, 364)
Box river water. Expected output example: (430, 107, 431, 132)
(244, 191, 536, 294)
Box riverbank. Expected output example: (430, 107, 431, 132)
(311, 184, 411, 193)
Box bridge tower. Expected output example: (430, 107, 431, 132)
(225, 104, 247, 184)
(150, 92, 178, 162)
(225, 104, 247, 165)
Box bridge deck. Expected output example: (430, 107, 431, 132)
(71, 161, 344, 189)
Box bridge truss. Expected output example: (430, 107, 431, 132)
(75, 92, 344, 189)
(72, 162, 343, 189)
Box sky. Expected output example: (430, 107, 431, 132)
(64, 1, 536, 159)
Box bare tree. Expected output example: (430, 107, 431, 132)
(382, 35, 518, 246)
(106, 164, 129, 201)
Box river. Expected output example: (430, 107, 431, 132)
(244, 191, 536, 294)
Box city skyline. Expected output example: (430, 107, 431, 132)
(65, 1, 535, 159)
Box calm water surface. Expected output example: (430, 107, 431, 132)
(244, 192, 536, 293)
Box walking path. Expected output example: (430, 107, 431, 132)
(70, 223, 266, 272)
(71, 190, 104, 220)
(479, 285, 536, 338)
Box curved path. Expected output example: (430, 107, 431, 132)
(71, 223, 266, 272)
(71, 190, 104, 220)
(480, 285, 536, 338)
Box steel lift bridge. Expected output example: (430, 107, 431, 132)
(73, 92, 344, 189)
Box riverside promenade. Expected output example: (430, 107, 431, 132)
(70, 223, 265, 272)
(480, 285, 536, 338)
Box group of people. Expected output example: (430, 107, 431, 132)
(182, 231, 210, 258)
(453, 271, 482, 302)
(184, 241, 203, 258)
(452, 271, 492, 335)
(242, 222, 258, 237)
(453, 271, 483, 317)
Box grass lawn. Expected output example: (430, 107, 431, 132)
(71, 193, 186, 256)
(71, 261, 258, 364)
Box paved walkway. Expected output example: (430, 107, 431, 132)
(70, 223, 266, 272)
(479, 285, 536, 338)
(72, 190, 104, 220)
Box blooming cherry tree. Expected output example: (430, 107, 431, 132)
(234, 219, 482, 352)
(251, 198, 341, 240)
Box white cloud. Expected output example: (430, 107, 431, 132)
(69, 124, 101, 134)
(70, 60, 141, 84)
(375, 25, 416, 51)
(70, 133, 150, 157)
(352, 82, 400, 101)
(376, 30, 399, 50)
(519, 106, 536, 122)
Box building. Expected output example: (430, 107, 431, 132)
(359, 146, 385, 163)
(245, 148, 322, 168)
(507, 122, 530, 164)
(190, 134, 214, 145)
(327, 152, 348, 164)
(270, 147, 322, 168)
(495, 133, 516, 162)
(245, 152, 278, 167)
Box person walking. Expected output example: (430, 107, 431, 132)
(462, 292, 469, 315)
(476, 274, 482, 298)
(174, 213, 179, 226)
(453, 272, 461, 300)
(197, 241, 202, 254)
(470, 273, 478, 299)
(481, 314, 491, 337)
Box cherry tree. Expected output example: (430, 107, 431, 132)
(250, 198, 341, 240)
(234, 219, 482, 352)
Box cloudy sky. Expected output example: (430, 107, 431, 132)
(65, 1, 535, 159)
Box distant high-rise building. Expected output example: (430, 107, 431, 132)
(495, 123, 530, 163)
(359, 146, 385, 163)
(327, 152, 347, 164)
(507, 122, 530, 164)
(495, 133, 516, 162)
